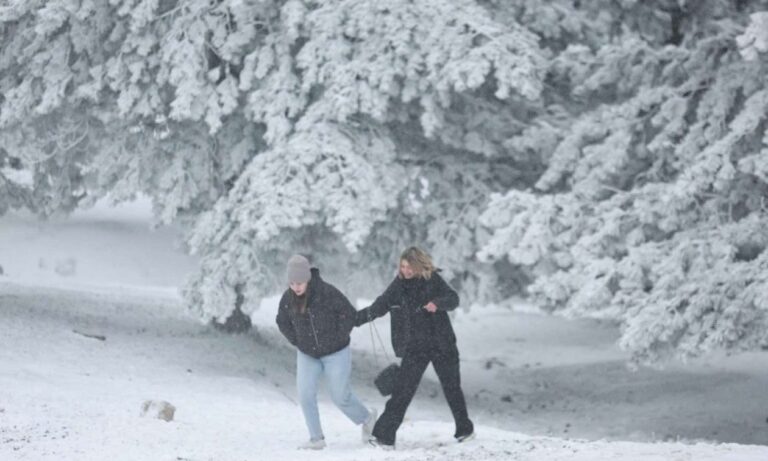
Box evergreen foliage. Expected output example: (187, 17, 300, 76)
(479, 0, 768, 362)
(2, 0, 767, 362)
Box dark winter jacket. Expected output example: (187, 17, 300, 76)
(276, 268, 357, 358)
(355, 270, 459, 357)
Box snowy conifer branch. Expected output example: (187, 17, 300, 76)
(4, 1, 768, 362)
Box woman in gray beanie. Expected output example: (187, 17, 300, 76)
(276, 254, 376, 450)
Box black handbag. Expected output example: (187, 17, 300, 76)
(374, 363, 401, 396)
(368, 306, 400, 396)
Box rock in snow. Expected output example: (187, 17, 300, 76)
(140, 400, 176, 422)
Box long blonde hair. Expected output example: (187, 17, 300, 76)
(399, 246, 436, 279)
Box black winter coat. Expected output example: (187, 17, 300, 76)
(276, 268, 356, 358)
(355, 270, 459, 357)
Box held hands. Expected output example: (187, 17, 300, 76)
(423, 301, 438, 313)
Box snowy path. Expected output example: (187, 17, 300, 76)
(1, 282, 767, 461)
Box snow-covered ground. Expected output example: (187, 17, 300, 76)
(1, 201, 768, 460)
(3, 283, 768, 461)
(0, 199, 195, 294)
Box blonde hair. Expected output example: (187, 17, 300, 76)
(399, 246, 436, 279)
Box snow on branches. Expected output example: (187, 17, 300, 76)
(185, 119, 405, 321)
(480, 1, 768, 363)
(4, 0, 768, 362)
(736, 11, 768, 61)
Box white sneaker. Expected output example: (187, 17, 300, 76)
(456, 431, 475, 443)
(361, 408, 377, 443)
(298, 438, 326, 450)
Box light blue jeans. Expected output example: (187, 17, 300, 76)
(297, 346, 370, 441)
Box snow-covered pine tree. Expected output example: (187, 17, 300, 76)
(5, 0, 767, 364)
(479, 0, 768, 363)
(1, 1, 546, 322)
(184, 0, 547, 318)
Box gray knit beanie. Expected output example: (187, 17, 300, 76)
(286, 254, 311, 284)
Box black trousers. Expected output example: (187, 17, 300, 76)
(372, 343, 473, 445)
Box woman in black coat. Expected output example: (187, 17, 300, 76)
(356, 247, 474, 449)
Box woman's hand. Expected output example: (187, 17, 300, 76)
(423, 301, 438, 313)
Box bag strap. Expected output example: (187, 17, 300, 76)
(368, 313, 391, 366)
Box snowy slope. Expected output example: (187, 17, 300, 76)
(2, 283, 768, 461)
(2, 202, 768, 460)
(0, 199, 196, 294)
